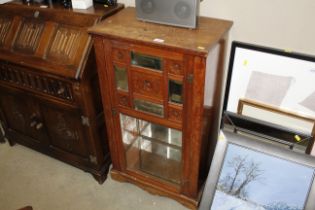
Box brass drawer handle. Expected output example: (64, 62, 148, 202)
(57, 87, 65, 95)
(143, 80, 152, 90)
(173, 63, 180, 69)
(172, 110, 180, 117)
(35, 122, 43, 130)
(117, 51, 124, 59)
(30, 120, 37, 127)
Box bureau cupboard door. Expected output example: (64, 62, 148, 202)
(0, 90, 48, 146)
(40, 103, 89, 159)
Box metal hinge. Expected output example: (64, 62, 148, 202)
(81, 116, 90, 127)
(89, 155, 97, 164)
(187, 74, 194, 84)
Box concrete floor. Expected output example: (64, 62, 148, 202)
(0, 142, 188, 210)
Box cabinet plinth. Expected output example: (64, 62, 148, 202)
(0, 1, 124, 183)
(89, 7, 232, 208)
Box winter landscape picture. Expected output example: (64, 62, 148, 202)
(210, 144, 315, 210)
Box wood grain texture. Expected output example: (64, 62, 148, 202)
(89, 7, 233, 56)
(0, 0, 124, 184)
(0, 17, 12, 46)
(13, 19, 44, 53)
(90, 8, 232, 208)
(0, 1, 124, 79)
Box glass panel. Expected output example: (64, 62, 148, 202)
(114, 65, 128, 91)
(120, 114, 138, 148)
(169, 80, 183, 104)
(139, 137, 181, 184)
(120, 114, 182, 184)
(131, 52, 162, 71)
(141, 122, 182, 147)
(134, 99, 164, 117)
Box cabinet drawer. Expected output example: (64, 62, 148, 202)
(131, 69, 163, 101)
(117, 93, 130, 107)
(165, 60, 184, 76)
(0, 62, 74, 102)
(168, 106, 183, 122)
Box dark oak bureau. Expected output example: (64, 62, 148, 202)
(0, 1, 123, 183)
(89, 7, 232, 208)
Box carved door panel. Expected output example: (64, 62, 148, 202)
(41, 104, 89, 158)
(0, 90, 48, 144)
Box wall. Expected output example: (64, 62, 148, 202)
(118, 0, 315, 55)
(117, 0, 315, 154)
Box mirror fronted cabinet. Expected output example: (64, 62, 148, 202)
(89, 7, 232, 209)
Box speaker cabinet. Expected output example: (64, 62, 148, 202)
(135, 0, 199, 28)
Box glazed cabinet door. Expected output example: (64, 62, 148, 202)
(101, 40, 188, 191)
(0, 89, 48, 146)
(40, 103, 90, 160)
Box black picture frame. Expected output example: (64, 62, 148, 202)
(222, 41, 315, 153)
(199, 130, 315, 210)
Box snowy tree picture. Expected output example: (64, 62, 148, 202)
(210, 144, 314, 210)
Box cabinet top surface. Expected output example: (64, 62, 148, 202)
(89, 7, 233, 55)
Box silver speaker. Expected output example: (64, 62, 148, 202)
(135, 0, 199, 29)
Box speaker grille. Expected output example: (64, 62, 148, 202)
(141, 0, 155, 14)
(135, 0, 199, 28)
(174, 1, 191, 19)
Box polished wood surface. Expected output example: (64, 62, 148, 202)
(0, 1, 124, 183)
(89, 7, 232, 55)
(90, 7, 232, 208)
(0, 1, 124, 78)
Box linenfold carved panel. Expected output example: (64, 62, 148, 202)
(14, 19, 44, 53)
(47, 26, 81, 63)
(0, 17, 12, 46)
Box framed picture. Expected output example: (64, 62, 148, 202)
(223, 41, 315, 154)
(199, 130, 315, 210)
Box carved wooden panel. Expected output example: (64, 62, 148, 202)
(0, 17, 12, 46)
(0, 62, 73, 101)
(42, 105, 88, 157)
(14, 19, 44, 53)
(47, 26, 81, 63)
(0, 91, 47, 143)
(165, 59, 184, 76)
(117, 93, 130, 107)
(112, 48, 129, 64)
(131, 69, 163, 100)
(168, 106, 183, 122)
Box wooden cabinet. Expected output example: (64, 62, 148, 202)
(89, 8, 232, 208)
(0, 1, 123, 183)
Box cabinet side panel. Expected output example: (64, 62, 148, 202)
(93, 36, 123, 170)
(199, 39, 228, 186)
(198, 43, 221, 185)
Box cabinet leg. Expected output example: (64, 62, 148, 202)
(8, 139, 16, 146)
(0, 124, 5, 143)
(92, 173, 108, 184)
(0, 136, 5, 143)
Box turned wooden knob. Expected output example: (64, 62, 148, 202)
(57, 87, 65, 95)
(143, 80, 152, 89)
